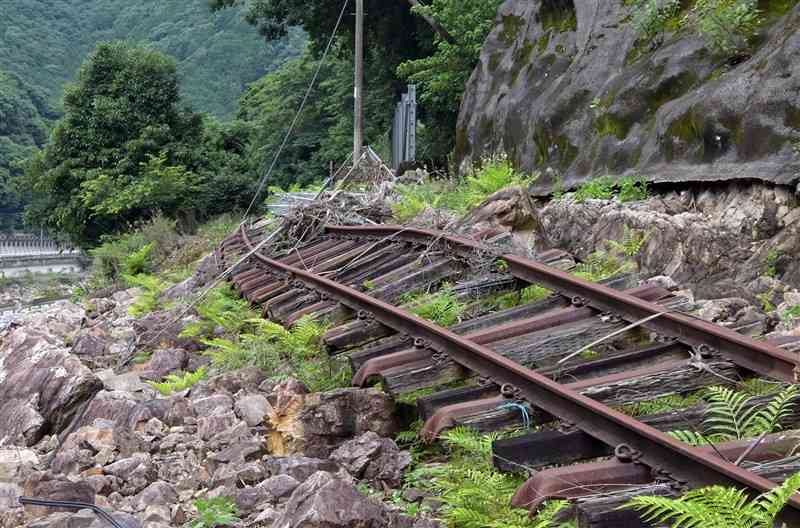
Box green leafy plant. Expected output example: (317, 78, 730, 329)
(574, 176, 616, 202)
(181, 285, 257, 338)
(630, 0, 682, 40)
(203, 316, 350, 392)
(392, 156, 536, 221)
(621, 392, 704, 417)
(488, 285, 552, 311)
(187, 496, 240, 528)
(669, 385, 799, 446)
(402, 286, 466, 327)
(685, 0, 762, 56)
(605, 227, 649, 257)
(150, 367, 208, 396)
(781, 305, 800, 324)
(764, 249, 781, 278)
(617, 175, 651, 203)
(624, 472, 800, 528)
(125, 273, 170, 316)
(407, 427, 544, 528)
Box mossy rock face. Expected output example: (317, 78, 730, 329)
(457, 0, 800, 193)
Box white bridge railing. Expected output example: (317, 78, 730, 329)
(0, 233, 79, 257)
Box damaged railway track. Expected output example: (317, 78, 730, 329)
(219, 219, 800, 527)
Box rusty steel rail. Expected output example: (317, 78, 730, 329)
(236, 224, 800, 524)
(323, 224, 800, 383)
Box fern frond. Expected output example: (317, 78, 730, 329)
(755, 470, 800, 524)
(703, 386, 753, 440)
(668, 430, 711, 446)
(624, 493, 730, 528)
(743, 385, 799, 438)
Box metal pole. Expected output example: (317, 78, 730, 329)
(353, 0, 364, 168)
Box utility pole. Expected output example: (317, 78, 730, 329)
(353, 0, 364, 168)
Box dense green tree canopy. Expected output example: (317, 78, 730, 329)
(20, 43, 254, 246)
(213, 0, 502, 167)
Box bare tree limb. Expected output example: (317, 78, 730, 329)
(402, 0, 456, 44)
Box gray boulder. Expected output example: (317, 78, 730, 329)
(0, 328, 101, 446)
(272, 471, 388, 528)
(331, 432, 411, 489)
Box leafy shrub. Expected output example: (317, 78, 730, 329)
(686, 0, 762, 56)
(407, 426, 573, 528)
(188, 496, 240, 528)
(574, 176, 616, 202)
(782, 305, 800, 323)
(630, 0, 682, 39)
(605, 227, 649, 257)
(624, 472, 800, 528)
(669, 384, 799, 446)
(391, 156, 536, 221)
(88, 214, 179, 287)
(617, 175, 651, 202)
(488, 285, 552, 311)
(181, 285, 257, 338)
(203, 316, 350, 392)
(764, 249, 780, 278)
(125, 273, 170, 316)
(149, 367, 208, 396)
(402, 286, 466, 327)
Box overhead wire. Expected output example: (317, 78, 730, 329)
(242, 0, 351, 220)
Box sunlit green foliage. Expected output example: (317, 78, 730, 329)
(488, 285, 552, 311)
(406, 427, 574, 527)
(397, 0, 503, 115)
(669, 385, 799, 446)
(621, 392, 704, 417)
(392, 157, 536, 221)
(149, 367, 208, 396)
(686, 0, 762, 55)
(125, 273, 171, 316)
(181, 285, 258, 338)
(624, 472, 800, 528)
(402, 285, 467, 327)
(188, 496, 240, 528)
(203, 316, 350, 392)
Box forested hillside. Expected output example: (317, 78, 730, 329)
(0, 0, 304, 227)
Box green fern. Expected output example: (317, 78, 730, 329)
(188, 496, 240, 528)
(605, 227, 649, 257)
(202, 316, 349, 392)
(406, 427, 545, 528)
(624, 472, 800, 528)
(402, 285, 467, 327)
(124, 273, 169, 316)
(669, 385, 799, 446)
(149, 367, 208, 396)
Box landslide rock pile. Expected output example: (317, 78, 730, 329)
(0, 284, 438, 528)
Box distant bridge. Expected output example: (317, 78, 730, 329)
(0, 233, 87, 277)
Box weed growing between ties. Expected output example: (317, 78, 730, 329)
(391, 425, 576, 528)
(624, 472, 800, 528)
(668, 384, 798, 446)
(401, 285, 467, 327)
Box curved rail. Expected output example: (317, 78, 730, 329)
(324, 224, 799, 383)
(238, 223, 800, 523)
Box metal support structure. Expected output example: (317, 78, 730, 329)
(353, 0, 364, 168)
(392, 85, 417, 170)
(237, 224, 800, 525)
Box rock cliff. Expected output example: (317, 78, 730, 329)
(456, 0, 800, 194)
